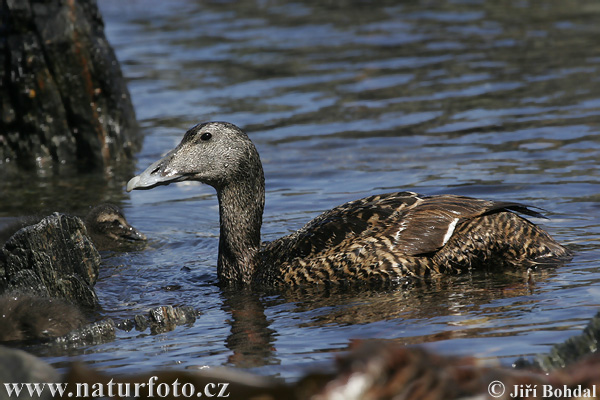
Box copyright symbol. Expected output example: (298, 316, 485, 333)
(488, 380, 505, 398)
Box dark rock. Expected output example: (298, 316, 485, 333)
(133, 314, 149, 332)
(0, 346, 60, 400)
(115, 318, 135, 332)
(0, 0, 140, 171)
(44, 306, 198, 347)
(0, 213, 100, 308)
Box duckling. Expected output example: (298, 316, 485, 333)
(127, 122, 570, 286)
(84, 204, 147, 251)
(0, 205, 146, 251)
(0, 293, 85, 342)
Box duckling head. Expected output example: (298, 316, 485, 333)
(85, 204, 146, 250)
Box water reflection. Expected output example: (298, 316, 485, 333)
(221, 287, 278, 369)
(217, 267, 566, 370)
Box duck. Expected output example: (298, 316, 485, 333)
(84, 203, 147, 251)
(126, 122, 570, 286)
(0, 293, 85, 342)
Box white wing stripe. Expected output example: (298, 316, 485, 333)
(442, 218, 459, 246)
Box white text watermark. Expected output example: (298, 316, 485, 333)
(4, 377, 230, 398)
(488, 380, 597, 398)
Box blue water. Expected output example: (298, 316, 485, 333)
(5, 0, 600, 380)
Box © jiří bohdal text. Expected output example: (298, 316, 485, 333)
(510, 383, 596, 398)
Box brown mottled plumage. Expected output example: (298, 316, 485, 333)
(85, 204, 147, 251)
(127, 122, 570, 286)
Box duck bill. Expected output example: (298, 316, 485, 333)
(123, 225, 147, 241)
(126, 149, 186, 192)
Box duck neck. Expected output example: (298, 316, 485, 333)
(216, 171, 265, 284)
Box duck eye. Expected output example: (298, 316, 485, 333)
(200, 132, 212, 141)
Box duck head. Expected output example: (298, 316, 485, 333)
(127, 122, 262, 192)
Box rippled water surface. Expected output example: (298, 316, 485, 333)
(3, 0, 600, 380)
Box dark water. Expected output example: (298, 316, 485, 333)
(2, 0, 600, 380)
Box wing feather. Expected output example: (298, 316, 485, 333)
(263, 192, 544, 264)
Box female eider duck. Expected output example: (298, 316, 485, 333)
(127, 122, 570, 286)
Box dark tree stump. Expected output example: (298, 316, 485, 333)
(0, 0, 140, 171)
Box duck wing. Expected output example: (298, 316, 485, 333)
(384, 194, 545, 256)
(264, 191, 544, 263)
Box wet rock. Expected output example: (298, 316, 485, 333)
(118, 305, 199, 334)
(0, 213, 100, 308)
(0, 302, 199, 347)
(0, 0, 140, 171)
(45, 306, 198, 347)
(0, 346, 60, 400)
(53, 319, 116, 346)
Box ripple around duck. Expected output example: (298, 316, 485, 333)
(2, 0, 600, 381)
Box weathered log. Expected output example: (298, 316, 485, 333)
(0, 0, 140, 171)
(0, 212, 100, 308)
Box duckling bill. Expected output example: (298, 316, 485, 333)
(127, 122, 570, 286)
